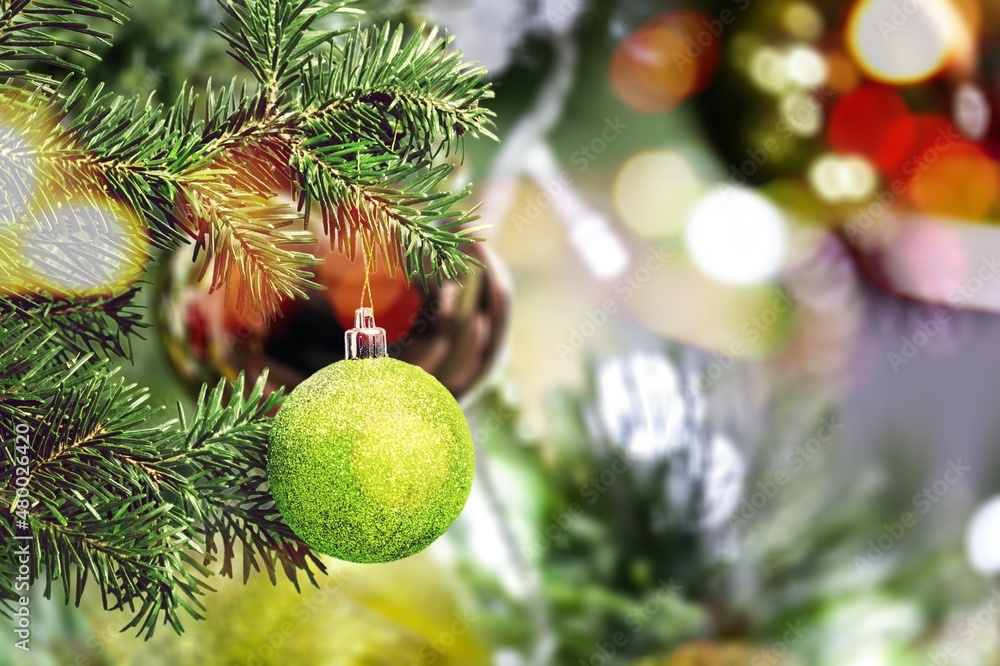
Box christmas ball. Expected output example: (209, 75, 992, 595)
(267, 353, 476, 563)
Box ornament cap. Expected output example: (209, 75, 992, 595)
(345, 307, 387, 360)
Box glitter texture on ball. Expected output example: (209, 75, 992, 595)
(267, 356, 475, 564)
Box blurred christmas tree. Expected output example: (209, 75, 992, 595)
(0, 0, 495, 639)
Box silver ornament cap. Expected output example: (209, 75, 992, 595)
(345, 307, 387, 360)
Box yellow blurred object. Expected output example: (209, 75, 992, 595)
(81, 555, 490, 666)
(822, 50, 860, 95)
(614, 150, 704, 238)
(636, 639, 780, 665)
(782, 2, 824, 41)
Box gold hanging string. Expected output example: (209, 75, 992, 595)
(355, 142, 375, 314)
(359, 226, 375, 313)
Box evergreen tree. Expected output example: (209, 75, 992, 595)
(0, 0, 494, 638)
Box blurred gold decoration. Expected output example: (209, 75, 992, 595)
(635, 640, 776, 665)
(80, 555, 491, 666)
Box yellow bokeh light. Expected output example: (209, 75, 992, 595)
(22, 199, 148, 297)
(783, 2, 825, 41)
(780, 91, 823, 137)
(847, 0, 965, 84)
(749, 47, 791, 95)
(684, 187, 788, 286)
(613, 150, 703, 238)
(808, 153, 877, 203)
(785, 46, 828, 88)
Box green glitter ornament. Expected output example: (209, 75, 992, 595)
(267, 308, 475, 564)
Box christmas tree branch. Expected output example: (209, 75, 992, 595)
(0, 0, 129, 89)
(0, 0, 495, 638)
(0, 367, 322, 637)
(171, 373, 326, 590)
(0, 0, 494, 318)
(0, 287, 145, 361)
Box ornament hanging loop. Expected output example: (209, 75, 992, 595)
(345, 307, 387, 360)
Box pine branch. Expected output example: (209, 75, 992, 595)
(0, 0, 496, 638)
(293, 150, 486, 284)
(216, 0, 360, 107)
(0, 286, 145, 361)
(0, 367, 323, 637)
(0, 1, 496, 319)
(301, 23, 497, 159)
(0, 0, 130, 89)
(0, 327, 94, 427)
(171, 373, 326, 590)
(175, 169, 321, 318)
(0, 370, 210, 637)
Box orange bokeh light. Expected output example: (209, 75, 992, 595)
(908, 142, 1000, 219)
(610, 12, 721, 113)
(823, 50, 861, 95)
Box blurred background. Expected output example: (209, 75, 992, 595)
(10, 0, 1000, 663)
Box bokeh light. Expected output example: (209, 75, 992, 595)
(785, 45, 828, 88)
(879, 216, 968, 301)
(780, 91, 824, 137)
(22, 200, 148, 296)
(826, 85, 912, 173)
(823, 50, 861, 94)
(847, 0, 968, 84)
(613, 150, 703, 238)
(908, 142, 1000, 219)
(684, 187, 789, 285)
(0, 123, 36, 225)
(611, 12, 720, 113)
(808, 153, 878, 203)
(877, 114, 956, 181)
(750, 46, 791, 95)
(782, 2, 825, 41)
(953, 82, 991, 141)
(967, 496, 1000, 575)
